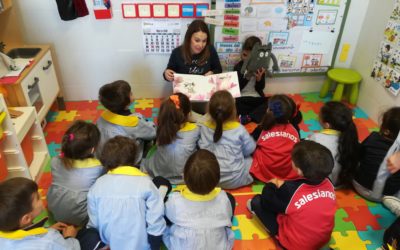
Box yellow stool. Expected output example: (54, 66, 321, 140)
(319, 68, 362, 105)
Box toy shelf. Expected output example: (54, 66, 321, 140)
(0, 94, 49, 181)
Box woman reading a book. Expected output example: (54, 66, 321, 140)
(163, 19, 222, 115)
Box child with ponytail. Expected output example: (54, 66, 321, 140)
(198, 90, 256, 189)
(47, 120, 103, 226)
(142, 93, 200, 184)
(250, 94, 301, 182)
(308, 101, 359, 187)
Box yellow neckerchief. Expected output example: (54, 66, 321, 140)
(0, 227, 48, 240)
(203, 120, 240, 131)
(321, 128, 340, 135)
(177, 185, 221, 201)
(179, 122, 197, 132)
(101, 110, 139, 127)
(72, 158, 101, 169)
(108, 166, 147, 176)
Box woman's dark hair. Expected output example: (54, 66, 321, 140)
(0, 177, 38, 231)
(292, 141, 334, 182)
(184, 149, 220, 195)
(380, 107, 400, 141)
(182, 19, 211, 66)
(260, 94, 294, 131)
(320, 101, 359, 186)
(99, 136, 138, 170)
(61, 120, 101, 169)
(99, 80, 131, 114)
(242, 36, 262, 51)
(208, 90, 236, 142)
(157, 93, 191, 146)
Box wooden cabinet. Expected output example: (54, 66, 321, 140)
(0, 0, 12, 13)
(0, 94, 49, 181)
(5, 48, 60, 124)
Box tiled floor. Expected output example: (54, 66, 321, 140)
(36, 92, 395, 249)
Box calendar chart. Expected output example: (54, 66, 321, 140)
(142, 20, 181, 54)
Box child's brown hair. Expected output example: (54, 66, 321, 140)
(61, 120, 100, 169)
(184, 149, 220, 195)
(380, 107, 400, 141)
(99, 80, 131, 114)
(99, 136, 138, 170)
(292, 140, 334, 182)
(0, 177, 38, 231)
(157, 93, 191, 146)
(208, 90, 237, 142)
(242, 36, 262, 51)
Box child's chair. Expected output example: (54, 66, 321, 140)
(319, 68, 362, 105)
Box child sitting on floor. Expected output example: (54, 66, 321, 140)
(87, 136, 170, 250)
(198, 90, 256, 189)
(308, 101, 359, 188)
(353, 107, 400, 201)
(47, 120, 103, 226)
(96, 80, 156, 163)
(141, 93, 200, 184)
(0, 177, 103, 250)
(248, 140, 336, 250)
(163, 149, 235, 250)
(250, 94, 301, 182)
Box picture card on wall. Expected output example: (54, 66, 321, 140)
(152, 4, 166, 18)
(93, 0, 112, 19)
(181, 4, 195, 18)
(122, 4, 136, 18)
(167, 4, 180, 18)
(137, 4, 151, 18)
(195, 3, 209, 17)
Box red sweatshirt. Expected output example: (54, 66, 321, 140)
(261, 179, 336, 250)
(250, 124, 300, 182)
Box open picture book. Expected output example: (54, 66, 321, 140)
(172, 71, 241, 101)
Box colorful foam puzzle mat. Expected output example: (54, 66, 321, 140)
(36, 92, 394, 249)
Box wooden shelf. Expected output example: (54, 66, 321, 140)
(0, 94, 49, 181)
(9, 107, 35, 143)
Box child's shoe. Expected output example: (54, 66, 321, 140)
(239, 115, 251, 125)
(382, 196, 400, 217)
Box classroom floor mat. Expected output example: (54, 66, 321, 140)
(37, 92, 392, 249)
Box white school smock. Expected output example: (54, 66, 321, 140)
(96, 110, 156, 163)
(141, 122, 200, 184)
(198, 120, 256, 189)
(163, 186, 234, 250)
(0, 227, 80, 250)
(87, 166, 166, 250)
(47, 157, 104, 226)
(308, 129, 341, 185)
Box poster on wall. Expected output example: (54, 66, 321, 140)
(370, 0, 400, 96)
(142, 20, 181, 54)
(214, 0, 349, 75)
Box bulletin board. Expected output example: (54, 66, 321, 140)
(213, 0, 351, 75)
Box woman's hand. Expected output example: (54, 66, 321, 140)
(388, 151, 400, 174)
(255, 68, 266, 82)
(204, 71, 214, 76)
(164, 69, 176, 82)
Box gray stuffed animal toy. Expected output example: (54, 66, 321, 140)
(240, 42, 279, 80)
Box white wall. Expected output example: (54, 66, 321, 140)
(13, 0, 370, 101)
(351, 0, 400, 122)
